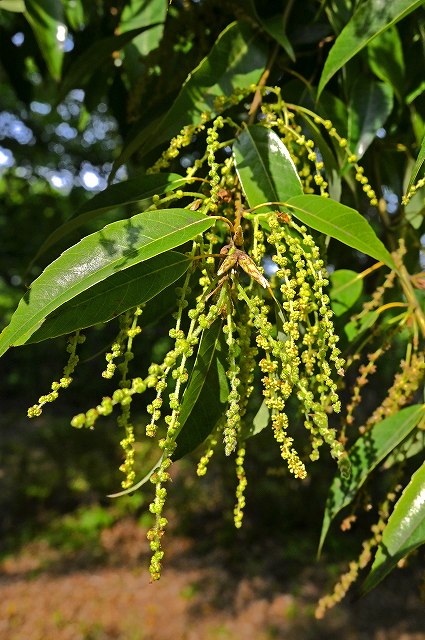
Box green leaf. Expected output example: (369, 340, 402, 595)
(63, 0, 84, 31)
(404, 185, 425, 229)
(0, 209, 213, 356)
(60, 24, 161, 97)
(0, 0, 25, 11)
(318, 0, 423, 97)
(120, 0, 166, 58)
(344, 310, 379, 342)
(32, 173, 188, 261)
(28, 252, 190, 342)
(233, 125, 303, 210)
(348, 78, 393, 159)
(368, 26, 405, 102)
(384, 430, 425, 469)
(319, 404, 425, 553)
(173, 320, 228, 460)
(361, 459, 425, 594)
(285, 195, 396, 269)
(24, 0, 66, 81)
(330, 269, 363, 316)
(406, 132, 425, 192)
(115, 21, 268, 168)
(241, 400, 270, 439)
(241, 0, 295, 60)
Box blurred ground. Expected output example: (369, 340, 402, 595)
(1, 517, 424, 640)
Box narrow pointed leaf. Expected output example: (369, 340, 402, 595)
(32, 173, 188, 260)
(25, 0, 65, 81)
(28, 252, 190, 342)
(318, 0, 423, 97)
(234, 125, 302, 210)
(319, 404, 425, 553)
(406, 132, 425, 192)
(0, 209, 213, 356)
(348, 78, 393, 159)
(173, 321, 228, 460)
(286, 195, 395, 269)
(361, 460, 425, 594)
(115, 21, 267, 168)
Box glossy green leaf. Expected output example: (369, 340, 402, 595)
(60, 24, 161, 96)
(32, 173, 188, 260)
(27, 252, 190, 342)
(330, 269, 363, 316)
(348, 78, 393, 159)
(406, 132, 425, 192)
(362, 459, 425, 594)
(318, 0, 423, 97)
(285, 195, 395, 269)
(25, 0, 65, 81)
(173, 320, 228, 460)
(0, 0, 25, 11)
(319, 404, 425, 553)
(0, 209, 213, 356)
(234, 125, 303, 210)
(115, 21, 268, 168)
(368, 26, 405, 101)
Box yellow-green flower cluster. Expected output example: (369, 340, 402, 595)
(28, 331, 86, 417)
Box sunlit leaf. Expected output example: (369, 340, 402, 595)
(28, 252, 190, 342)
(33, 173, 188, 260)
(0, 0, 25, 11)
(241, 400, 270, 439)
(319, 404, 425, 553)
(115, 21, 268, 169)
(318, 0, 423, 96)
(120, 0, 166, 58)
(0, 209, 213, 355)
(25, 0, 65, 80)
(234, 125, 303, 209)
(348, 78, 393, 159)
(361, 460, 425, 593)
(285, 195, 395, 269)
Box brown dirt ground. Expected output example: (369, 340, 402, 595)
(0, 518, 424, 640)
